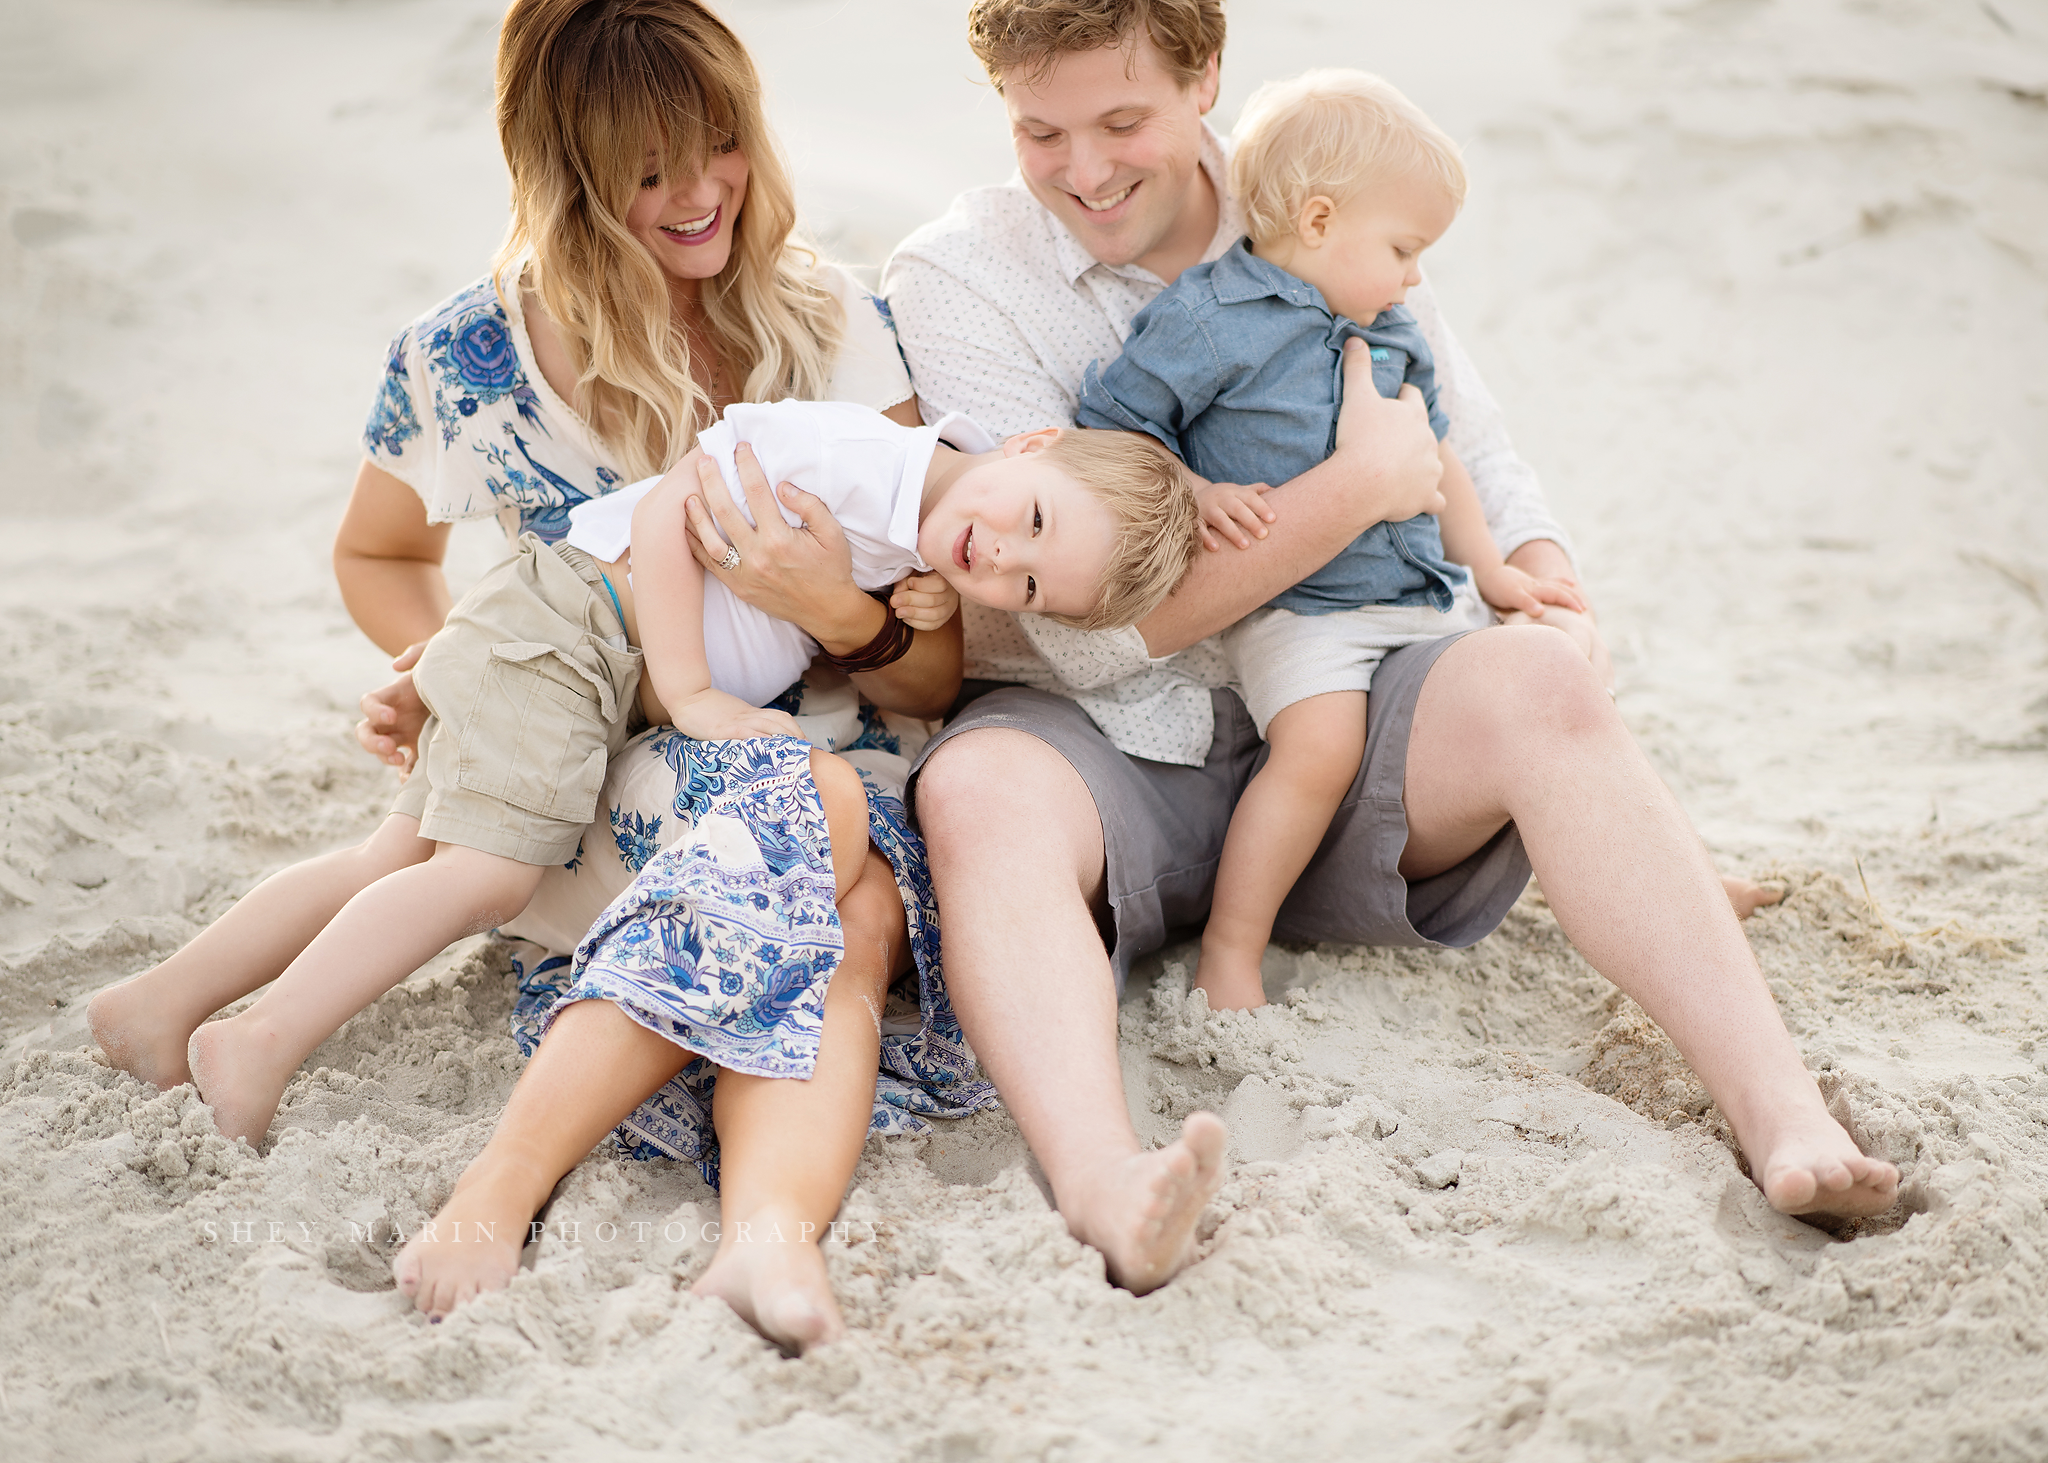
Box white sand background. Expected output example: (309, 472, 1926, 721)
(4, 0, 2047, 1457)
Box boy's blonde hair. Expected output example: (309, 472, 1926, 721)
(1230, 69, 1467, 246)
(1039, 430, 1200, 632)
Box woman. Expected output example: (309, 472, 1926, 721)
(338, 0, 988, 1349)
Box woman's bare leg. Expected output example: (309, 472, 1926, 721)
(692, 842, 902, 1353)
(88, 814, 434, 1089)
(394, 997, 694, 1318)
(1401, 626, 1898, 1217)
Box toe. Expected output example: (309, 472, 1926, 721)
(393, 1249, 420, 1297)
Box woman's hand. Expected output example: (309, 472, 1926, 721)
(683, 443, 879, 654)
(356, 643, 431, 775)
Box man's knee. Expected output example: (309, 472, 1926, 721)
(916, 729, 1103, 877)
(1458, 625, 1615, 742)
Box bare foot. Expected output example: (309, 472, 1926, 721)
(87, 979, 199, 1090)
(691, 1211, 845, 1355)
(393, 1153, 544, 1320)
(1722, 873, 1784, 921)
(186, 1016, 295, 1146)
(1068, 1111, 1228, 1295)
(1192, 947, 1268, 1012)
(1747, 1109, 1899, 1219)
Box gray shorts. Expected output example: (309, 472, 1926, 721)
(907, 631, 1529, 989)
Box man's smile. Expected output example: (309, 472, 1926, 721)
(1073, 183, 1136, 217)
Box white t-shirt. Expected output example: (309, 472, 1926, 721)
(565, 400, 997, 708)
(882, 124, 1570, 765)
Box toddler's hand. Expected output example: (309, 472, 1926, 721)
(890, 572, 958, 632)
(355, 646, 430, 778)
(1474, 563, 1588, 619)
(673, 688, 805, 743)
(1196, 481, 1276, 551)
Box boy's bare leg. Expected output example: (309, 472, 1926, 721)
(395, 997, 692, 1319)
(189, 844, 544, 1145)
(1400, 626, 1898, 1218)
(917, 729, 1228, 1294)
(1195, 693, 1367, 1011)
(87, 815, 434, 1089)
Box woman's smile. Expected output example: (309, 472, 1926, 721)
(659, 204, 721, 245)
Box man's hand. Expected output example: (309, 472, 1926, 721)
(890, 572, 958, 632)
(1473, 562, 1588, 619)
(670, 686, 805, 743)
(1195, 480, 1276, 552)
(1333, 341, 1445, 523)
(355, 643, 430, 776)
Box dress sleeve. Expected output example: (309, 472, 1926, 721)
(1404, 276, 1575, 566)
(1072, 296, 1219, 461)
(361, 324, 433, 500)
(819, 265, 916, 412)
(880, 251, 1082, 438)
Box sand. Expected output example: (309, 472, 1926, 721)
(3, 0, 2046, 1457)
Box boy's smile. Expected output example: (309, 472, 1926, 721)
(919, 434, 1119, 620)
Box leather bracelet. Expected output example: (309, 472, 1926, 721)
(822, 590, 916, 673)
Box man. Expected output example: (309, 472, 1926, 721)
(881, 0, 1897, 1294)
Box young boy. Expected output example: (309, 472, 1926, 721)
(1076, 69, 1586, 1011)
(89, 400, 1198, 1142)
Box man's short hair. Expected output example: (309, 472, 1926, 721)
(1040, 430, 1200, 631)
(966, 0, 1226, 92)
(1230, 69, 1468, 246)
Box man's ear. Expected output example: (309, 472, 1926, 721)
(1295, 196, 1337, 250)
(1003, 426, 1062, 457)
(1192, 54, 1220, 115)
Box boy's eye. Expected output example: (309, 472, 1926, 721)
(1032, 506, 1042, 536)
(1025, 575, 1038, 604)
(641, 174, 661, 190)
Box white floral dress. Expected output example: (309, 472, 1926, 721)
(363, 264, 996, 1181)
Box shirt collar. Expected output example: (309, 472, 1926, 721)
(1206, 238, 1328, 311)
(1037, 120, 1247, 287)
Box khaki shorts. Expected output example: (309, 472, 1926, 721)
(391, 534, 642, 866)
(1224, 577, 1495, 737)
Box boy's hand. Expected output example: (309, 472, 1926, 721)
(1473, 563, 1588, 619)
(671, 687, 805, 744)
(355, 643, 430, 777)
(889, 572, 958, 632)
(1196, 481, 1277, 551)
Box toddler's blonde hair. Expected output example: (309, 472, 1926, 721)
(1229, 69, 1467, 246)
(1038, 431, 1200, 632)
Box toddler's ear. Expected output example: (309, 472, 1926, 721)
(1003, 426, 1063, 457)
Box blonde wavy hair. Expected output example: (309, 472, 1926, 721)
(1038, 430, 1200, 632)
(494, 0, 842, 479)
(1230, 70, 1467, 246)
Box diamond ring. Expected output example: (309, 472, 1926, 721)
(717, 545, 742, 572)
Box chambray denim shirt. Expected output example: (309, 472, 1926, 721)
(1076, 239, 1465, 616)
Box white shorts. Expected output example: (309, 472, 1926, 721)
(1223, 577, 1495, 737)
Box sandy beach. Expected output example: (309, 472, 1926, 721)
(4, 0, 2046, 1457)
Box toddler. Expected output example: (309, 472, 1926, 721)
(1077, 70, 1584, 1010)
(89, 400, 1198, 1142)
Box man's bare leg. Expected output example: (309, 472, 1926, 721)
(87, 815, 435, 1089)
(1196, 693, 1367, 1012)
(394, 997, 692, 1318)
(1400, 627, 1897, 1218)
(917, 729, 1228, 1293)
(188, 844, 544, 1145)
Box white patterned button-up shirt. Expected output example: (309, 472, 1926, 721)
(882, 125, 1570, 766)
